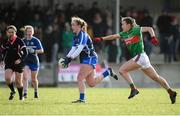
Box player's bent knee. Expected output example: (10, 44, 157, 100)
(5, 78, 11, 84)
(88, 83, 95, 87)
(23, 77, 28, 81)
(119, 68, 126, 76)
(32, 79, 38, 84)
(77, 76, 85, 81)
(89, 85, 95, 87)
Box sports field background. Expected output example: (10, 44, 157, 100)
(0, 88, 179, 115)
(0, 0, 180, 115)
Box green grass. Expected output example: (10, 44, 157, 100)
(0, 88, 179, 115)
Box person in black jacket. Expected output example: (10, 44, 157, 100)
(0, 25, 27, 100)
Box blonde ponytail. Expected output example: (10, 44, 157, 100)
(82, 21, 87, 32)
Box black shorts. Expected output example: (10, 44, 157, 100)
(5, 62, 25, 73)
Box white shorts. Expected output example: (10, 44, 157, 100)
(132, 52, 152, 69)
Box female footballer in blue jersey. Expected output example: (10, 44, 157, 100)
(23, 25, 44, 98)
(59, 17, 118, 103)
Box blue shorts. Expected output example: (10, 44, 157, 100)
(80, 56, 98, 69)
(26, 63, 39, 71)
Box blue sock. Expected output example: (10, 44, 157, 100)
(102, 69, 110, 78)
(79, 93, 85, 100)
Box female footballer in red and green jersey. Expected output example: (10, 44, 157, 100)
(94, 17, 177, 104)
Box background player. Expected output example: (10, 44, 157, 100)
(23, 25, 44, 98)
(94, 17, 177, 104)
(0, 25, 27, 100)
(59, 16, 118, 103)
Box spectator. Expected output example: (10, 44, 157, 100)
(91, 12, 107, 53)
(156, 10, 173, 62)
(170, 16, 180, 61)
(51, 19, 60, 63)
(141, 9, 153, 57)
(62, 22, 73, 56)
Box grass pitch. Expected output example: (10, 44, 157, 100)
(0, 88, 179, 115)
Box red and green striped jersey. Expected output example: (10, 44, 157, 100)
(119, 26, 144, 58)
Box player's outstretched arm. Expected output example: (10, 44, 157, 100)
(94, 34, 120, 42)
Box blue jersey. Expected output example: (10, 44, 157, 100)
(73, 31, 98, 68)
(73, 31, 97, 58)
(23, 36, 43, 65)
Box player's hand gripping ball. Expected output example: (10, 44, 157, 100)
(58, 57, 71, 69)
(58, 58, 67, 69)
